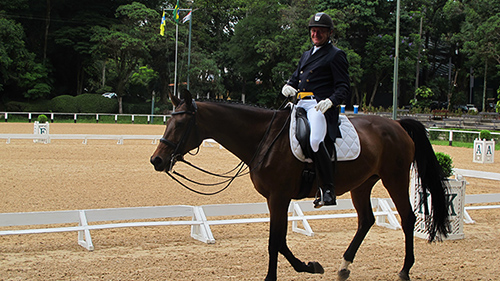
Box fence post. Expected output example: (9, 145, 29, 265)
(51, 113, 54, 123)
(74, 114, 77, 123)
(96, 114, 99, 123)
(449, 131, 453, 146)
(4, 113, 7, 122)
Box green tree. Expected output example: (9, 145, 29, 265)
(461, 6, 500, 111)
(0, 16, 52, 100)
(226, 0, 284, 104)
(91, 2, 160, 113)
(130, 65, 159, 101)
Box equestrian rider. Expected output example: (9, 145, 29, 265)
(281, 12, 351, 208)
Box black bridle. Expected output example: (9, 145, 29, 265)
(159, 100, 198, 172)
(158, 99, 290, 196)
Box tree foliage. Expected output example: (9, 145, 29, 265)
(1, 0, 499, 111)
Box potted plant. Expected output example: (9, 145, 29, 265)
(34, 114, 50, 143)
(37, 114, 49, 123)
(410, 152, 466, 240)
(435, 152, 454, 178)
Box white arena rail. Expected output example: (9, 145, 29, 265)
(0, 134, 162, 144)
(0, 198, 399, 250)
(451, 169, 500, 224)
(1, 194, 499, 250)
(464, 194, 500, 224)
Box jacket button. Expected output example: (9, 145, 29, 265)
(300, 71, 304, 74)
(306, 79, 310, 82)
(310, 70, 313, 73)
(298, 80, 301, 83)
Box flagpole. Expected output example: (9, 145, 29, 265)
(187, 10, 192, 92)
(174, 22, 179, 98)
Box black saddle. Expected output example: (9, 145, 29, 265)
(294, 107, 335, 159)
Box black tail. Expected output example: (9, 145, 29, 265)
(399, 118, 451, 242)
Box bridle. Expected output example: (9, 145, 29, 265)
(159, 100, 198, 172)
(158, 99, 290, 196)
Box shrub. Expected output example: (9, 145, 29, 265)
(75, 94, 118, 113)
(51, 95, 78, 112)
(479, 130, 491, 140)
(37, 114, 48, 123)
(5, 100, 53, 112)
(435, 152, 453, 178)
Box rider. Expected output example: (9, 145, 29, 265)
(281, 12, 351, 208)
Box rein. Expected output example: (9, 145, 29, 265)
(163, 101, 290, 196)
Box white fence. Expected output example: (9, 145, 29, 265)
(2, 112, 170, 124)
(0, 198, 400, 251)
(0, 133, 162, 144)
(2, 192, 500, 251)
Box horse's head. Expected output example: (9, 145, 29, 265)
(150, 89, 201, 172)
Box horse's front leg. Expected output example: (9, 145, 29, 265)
(265, 196, 324, 281)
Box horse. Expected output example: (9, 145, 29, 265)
(150, 90, 450, 281)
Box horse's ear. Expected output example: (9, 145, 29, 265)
(169, 92, 181, 107)
(181, 89, 193, 108)
(181, 89, 192, 101)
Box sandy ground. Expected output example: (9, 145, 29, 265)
(0, 122, 499, 280)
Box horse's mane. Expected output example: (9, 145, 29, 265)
(198, 98, 290, 112)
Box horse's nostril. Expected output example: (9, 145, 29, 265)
(150, 156, 163, 170)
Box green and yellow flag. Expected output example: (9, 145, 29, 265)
(159, 11, 166, 36)
(172, 0, 180, 24)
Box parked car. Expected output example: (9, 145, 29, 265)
(466, 104, 478, 112)
(454, 105, 468, 112)
(102, 92, 117, 98)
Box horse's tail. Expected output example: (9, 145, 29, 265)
(398, 118, 451, 242)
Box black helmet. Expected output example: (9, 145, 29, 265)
(308, 12, 334, 30)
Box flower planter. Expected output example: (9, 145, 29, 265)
(33, 121, 50, 144)
(410, 168, 466, 240)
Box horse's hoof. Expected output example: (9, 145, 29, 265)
(398, 270, 410, 281)
(337, 268, 350, 281)
(307, 261, 324, 274)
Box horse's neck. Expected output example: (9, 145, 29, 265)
(199, 103, 280, 165)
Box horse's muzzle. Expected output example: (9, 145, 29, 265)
(150, 155, 170, 172)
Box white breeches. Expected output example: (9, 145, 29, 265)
(297, 99, 327, 152)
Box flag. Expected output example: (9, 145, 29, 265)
(172, 0, 180, 24)
(160, 11, 166, 36)
(182, 11, 192, 24)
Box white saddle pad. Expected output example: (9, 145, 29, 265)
(289, 104, 361, 163)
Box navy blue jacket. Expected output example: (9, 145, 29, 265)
(287, 43, 350, 140)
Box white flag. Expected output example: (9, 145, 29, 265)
(182, 11, 192, 24)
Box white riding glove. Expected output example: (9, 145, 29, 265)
(315, 98, 333, 114)
(281, 84, 297, 98)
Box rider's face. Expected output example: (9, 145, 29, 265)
(310, 27, 331, 46)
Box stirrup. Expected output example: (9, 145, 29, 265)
(313, 188, 325, 208)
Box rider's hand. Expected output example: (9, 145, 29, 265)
(281, 84, 297, 98)
(315, 98, 333, 114)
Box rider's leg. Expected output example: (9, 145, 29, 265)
(307, 105, 336, 207)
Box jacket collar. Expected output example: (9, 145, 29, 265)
(302, 43, 332, 68)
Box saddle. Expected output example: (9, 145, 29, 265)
(289, 104, 361, 163)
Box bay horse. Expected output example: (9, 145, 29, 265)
(150, 90, 450, 281)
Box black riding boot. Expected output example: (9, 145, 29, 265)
(312, 142, 337, 208)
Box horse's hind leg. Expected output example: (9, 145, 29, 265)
(338, 179, 378, 281)
(382, 175, 416, 281)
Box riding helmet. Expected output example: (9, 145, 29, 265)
(308, 12, 334, 30)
